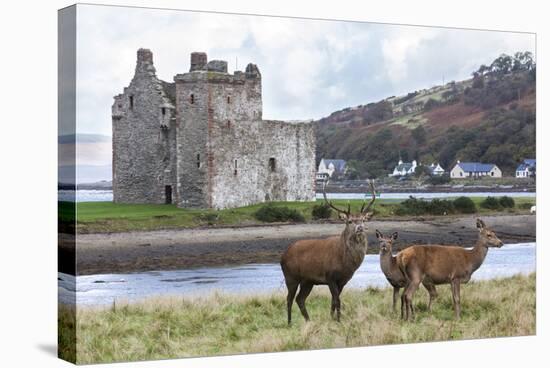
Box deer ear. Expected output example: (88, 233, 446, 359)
(476, 218, 486, 230)
(392, 232, 398, 240)
(338, 213, 348, 221)
(375, 229, 382, 238)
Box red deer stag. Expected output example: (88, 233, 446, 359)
(397, 219, 503, 320)
(280, 180, 376, 324)
(376, 230, 438, 313)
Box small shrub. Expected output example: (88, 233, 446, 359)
(453, 196, 477, 214)
(499, 196, 515, 208)
(423, 98, 441, 111)
(196, 212, 220, 225)
(311, 203, 332, 219)
(395, 197, 454, 216)
(481, 197, 502, 210)
(254, 204, 305, 223)
(395, 197, 429, 216)
(427, 173, 451, 185)
(519, 202, 535, 210)
(427, 199, 455, 215)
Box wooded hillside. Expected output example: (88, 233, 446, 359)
(315, 52, 536, 178)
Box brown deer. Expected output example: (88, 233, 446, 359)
(280, 180, 376, 324)
(397, 218, 503, 320)
(376, 230, 438, 313)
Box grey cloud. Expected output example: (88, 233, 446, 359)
(74, 4, 535, 136)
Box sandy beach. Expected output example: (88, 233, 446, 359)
(60, 214, 535, 275)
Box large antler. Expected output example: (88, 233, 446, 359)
(322, 179, 350, 217)
(360, 179, 376, 215)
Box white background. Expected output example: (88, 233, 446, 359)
(0, 0, 547, 367)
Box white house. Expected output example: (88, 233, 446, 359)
(428, 163, 445, 176)
(450, 161, 502, 179)
(515, 159, 536, 178)
(317, 159, 347, 180)
(389, 159, 417, 177)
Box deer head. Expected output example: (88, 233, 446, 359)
(476, 218, 503, 248)
(375, 230, 398, 253)
(322, 179, 376, 240)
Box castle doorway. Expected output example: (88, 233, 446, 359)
(165, 185, 172, 204)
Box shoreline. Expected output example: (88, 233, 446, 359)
(61, 214, 536, 276)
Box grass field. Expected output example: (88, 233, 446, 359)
(60, 196, 535, 233)
(58, 273, 535, 364)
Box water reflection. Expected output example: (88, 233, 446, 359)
(59, 242, 535, 306)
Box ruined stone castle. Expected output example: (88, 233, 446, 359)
(112, 49, 316, 209)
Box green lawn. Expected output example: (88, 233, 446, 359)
(59, 273, 536, 364)
(59, 196, 535, 234)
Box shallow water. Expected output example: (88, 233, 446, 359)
(58, 242, 535, 306)
(317, 192, 536, 200)
(58, 190, 535, 203)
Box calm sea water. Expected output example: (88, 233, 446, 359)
(59, 242, 535, 306)
(59, 189, 536, 203)
(317, 192, 536, 200)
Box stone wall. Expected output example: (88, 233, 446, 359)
(174, 55, 314, 209)
(174, 57, 264, 208)
(210, 119, 316, 209)
(112, 49, 177, 204)
(174, 71, 210, 208)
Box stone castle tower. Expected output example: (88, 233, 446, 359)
(112, 49, 316, 209)
(112, 49, 315, 209)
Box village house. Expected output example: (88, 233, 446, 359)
(428, 163, 445, 176)
(515, 159, 536, 178)
(317, 159, 347, 180)
(450, 161, 502, 179)
(389, 159, 417, 177)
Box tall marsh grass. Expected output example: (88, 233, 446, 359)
(59, 273, 535, 364)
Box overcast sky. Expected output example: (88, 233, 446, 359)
(75, 4, 535, 136)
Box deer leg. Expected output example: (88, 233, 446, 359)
(328, 282, 341, 322)
(286, 281, 299, 325)
(403, 278, 420, 321)
(401, 287, 406, 320)
(451, 280, 461, 319)
(296, 282, 314, 322)
(423, 282, 437, 312)
(392, 286, 400, 313)
(333, 281, 347, 316)
(336, 286, 342, 322)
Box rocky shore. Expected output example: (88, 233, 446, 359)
(60, 214, 536, 275)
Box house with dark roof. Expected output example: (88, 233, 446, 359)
(450, 161, 502, 179)
(427, 163, 445, 176)
(317, 159, 347, 179)
(516, 159, 536, 178)
(389, 159, 417, 177)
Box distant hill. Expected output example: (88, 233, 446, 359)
(58, 133, 112, 184)
(315, 52, 536, 178)
(58, 133, 111, 144)
(58, 164, 112, 185)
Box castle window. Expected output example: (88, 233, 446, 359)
(269, 158, 276, 172)
(234, 159, 238, 176)
(196, 153, 201, 168)
(161, 107, 166, 116)
(227, 120, 231, 129)
(129, 95, 134, 109)
(190, 94, 195, 104)
(227, 96, 231, 104)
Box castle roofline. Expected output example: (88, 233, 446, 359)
(179, 51, 260, 78)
